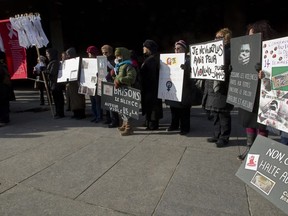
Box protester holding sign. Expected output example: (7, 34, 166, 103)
(165, 40, 198, 135)
(112, 47, 137, 136)
(237, 20, 278, 160)
(202, 28, 234, 147)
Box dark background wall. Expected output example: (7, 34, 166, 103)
(1, 0, 287, 85)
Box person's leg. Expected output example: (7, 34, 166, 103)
(167, 107, 179, 131)
(180, 107, 190, 134)
(216, 111, 231, 147)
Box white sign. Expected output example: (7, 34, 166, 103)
(190, 39, 225, 81)
(158, 53, 185, 101)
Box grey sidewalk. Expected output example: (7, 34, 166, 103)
(0, 89, 286, 216)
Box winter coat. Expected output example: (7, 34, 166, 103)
(202, 44, 234, 112)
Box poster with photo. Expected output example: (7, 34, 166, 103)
(257, 36, 288, 133)
(190, 39, 225, 81)
(57, 57, 81, 83)
(227, 33, 261, 112)
(158, 53, 185, 102)
(96, 56, 108, 96)
(236, 135, 288, 214)
(78, 58, 98, 96)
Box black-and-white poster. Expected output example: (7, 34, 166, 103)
(227, 33, 261, 112)
(236, 135, 288, 214)
(101, 82, 141, 120)
(78, 58, 97, 96)
(190, 39, 225, 81)
(57, 57, 81, 83)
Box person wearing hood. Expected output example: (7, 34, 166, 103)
(140, 39, 163, 130)
(65, 47, 86, 119)
(112, 47, 137, 136)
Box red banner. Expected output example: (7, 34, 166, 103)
(0, 19, 27, 79)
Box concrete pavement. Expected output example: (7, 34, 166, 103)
(0, 88, 286, 216)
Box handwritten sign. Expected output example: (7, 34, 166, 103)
(236, 135, 288, 214)
(190, 39, 225, 81)
(101, 82, 141, 120)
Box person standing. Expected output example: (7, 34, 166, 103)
(237, 20, 278, 160)
(45, 48, 65, 119)
(65, 47, 86, 120)
(101, 44, 119, 127)
(33, 55, 47, 105)
(0, 64, 10, 126)
(140, 39, 163, 130)
(165, 40, 199, 135)
(202, 28, 234, 147)
(112, 47, 137, 136)
(86, 45, 102, 123)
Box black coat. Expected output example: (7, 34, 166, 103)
(202, 44, 234, 112)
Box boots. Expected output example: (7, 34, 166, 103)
(117, 121, 126, 132)
(237, 133, 256, 161)
(120, 122, 133, 136)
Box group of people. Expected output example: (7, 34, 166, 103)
(3, 19, 287, 161)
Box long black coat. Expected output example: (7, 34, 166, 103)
(140, 53, 163, 120)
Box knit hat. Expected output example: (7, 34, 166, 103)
(175, 40, 187, 49)
(143, 39, 158, 53)
(86, 46, 100, 56)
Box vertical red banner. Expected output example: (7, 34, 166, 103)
(0, 19, 27, 79)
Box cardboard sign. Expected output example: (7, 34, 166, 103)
(227, 33, 261, 112)
(236, 135, 288, 214)
(101, 82, 141, 120)
(190, 39, 225, 81)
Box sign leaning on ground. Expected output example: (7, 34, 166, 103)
(101, 81, 141, 120)
(236, 135, 288, 214)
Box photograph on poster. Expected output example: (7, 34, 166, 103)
(251, 171, 275, 195)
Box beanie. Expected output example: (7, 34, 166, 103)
(175, 40, 187, 49)
(143, 39, 158, 53)
(86, 46, 100, 56)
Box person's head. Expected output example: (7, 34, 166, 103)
(38, 55, 46, 63)
(61, 51, 67, 61)
(246, 20, 277, 40)
(114, 47, 131, 63)
(65, 47, 77, 59)
(215, 28, 232, 45)
(174, 40, 187, 53)
(86, 45, 100, 58)
(143, 39, 158, 56)
(101, 45, 113, 57)
(45, 48, 58, 61)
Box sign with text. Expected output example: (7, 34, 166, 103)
(97, 56, 108, 96)
(78, 58, 97, 96)
(57, 57, 81, 83)
(158, 53, 184, 101)
(190, 39, 225, 81)
(101, 82, 141, 120)
(258, 36, 288, 133)
(0, 19, 27, 79)
(227, 33, 261, 112)
(236, 135, 288, 214)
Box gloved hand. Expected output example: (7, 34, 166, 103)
(180, 64, 185, 70)
(114, 79, 120, 89)
(255, 63, 261, 72)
